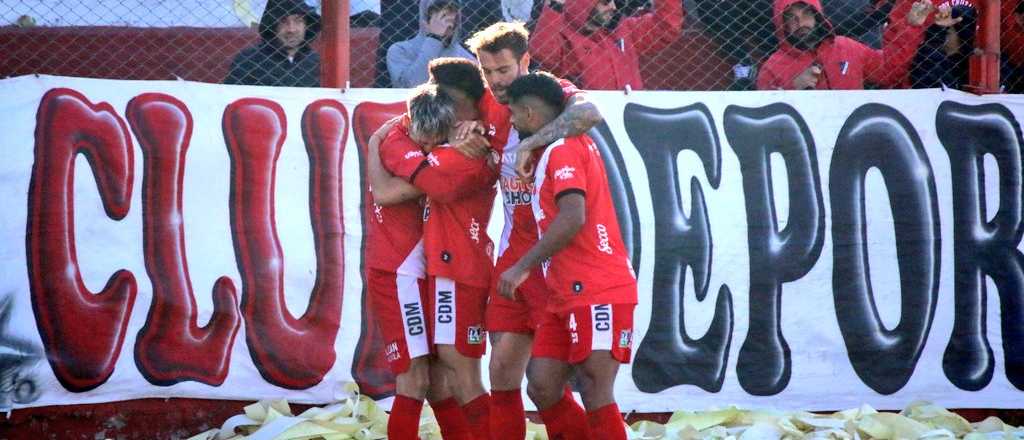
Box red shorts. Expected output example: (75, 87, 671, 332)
(486, 262, 549, 334)
(532, 303, 635, 365)
(367, 269, 432, 375)
(429, 276, 488, 358)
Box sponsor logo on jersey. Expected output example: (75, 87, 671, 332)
(403, 302, 424, 336)
(596, 224, 613, 254)
(469, 218, 480, 243)
(619, 329, 632, 348)
(594, 304, 611, 331)
(467, 326, 484, 345)
(554, 165, 576, 181)
(385, 341, 401, 362)
(427, 152, 440, 167)
(404, 150, 424, 160)
(501, 176, 534, 206)
(436, 289, 453, 324)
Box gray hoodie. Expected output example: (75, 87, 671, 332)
(386, 0, 477, 88)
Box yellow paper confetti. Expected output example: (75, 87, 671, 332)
(187, 385, 1022, 440)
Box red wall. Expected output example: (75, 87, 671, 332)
(0, 26, 380, 87)
(0, 26, 728, 90)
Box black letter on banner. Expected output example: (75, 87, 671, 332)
(724, 104, 825, 395)
(590, 122, 641, 265)
(625, 103, 733, 393)
(937, 101, 1024, 390)
(831, 104, 940, 395)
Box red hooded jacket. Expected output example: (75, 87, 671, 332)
(529, 0, 683, 90)
(757, 0, 925, 90)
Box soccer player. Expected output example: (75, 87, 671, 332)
(498, 72, 638, 440)
(368, 60, 506, 439)
(363, 83, 475, 440)
(465, 21, 604, 440)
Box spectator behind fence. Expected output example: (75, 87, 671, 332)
(756, 0, 940, 90)
(1005, 1, 1024, 93)
(911, 2, 975, 89)
(529, 0, 683, 90)
(387, 0, 476, 88)
(224, 0, 321, 87)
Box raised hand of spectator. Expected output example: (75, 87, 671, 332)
(906, 0, 936, 27)
(426, 9, 456, 40)
(932, 4, 963, 28)
(793, 63, 823, 90)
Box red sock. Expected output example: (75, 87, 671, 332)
(538, 388, 591, 440)
(490, 389, 526, 440)
(587, 403, 626, 440)
(430, 397, 472, 440)
(388, 394, 424, 440)
(462, 393, 492, 440)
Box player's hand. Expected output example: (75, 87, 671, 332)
(371, 116, 402, 144)
(906, 0, 935, 27)
(453, 120, 485, 141)
(426, 10, 455, 38)
(514, 148, 537, 181)
(498, 264, 530, 300)
(793, 63, 822, 90)
(932, 4, 962, 28)
(452, 132, 491, 159)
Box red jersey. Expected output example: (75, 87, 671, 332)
(365, 123, 428, 276)
(532, 134, 636, 312)
(412, 147, 499, 288)
(495, 79, 581, 266)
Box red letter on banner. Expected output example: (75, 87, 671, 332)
(223, 98, 347, 389)
(127, 93, 241, 386)
(27, 88, 137, 392)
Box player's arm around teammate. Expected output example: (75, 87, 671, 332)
(364, 85, 478, 440)
(501, 72, 636, 440)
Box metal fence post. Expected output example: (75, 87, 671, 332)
(970, 0, 1001, 94)
(321, 0, 350, 89)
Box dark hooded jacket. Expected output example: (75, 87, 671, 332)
(529, 0, 683, 90)
(224, 0, 321, 87)
(757, 0, 924, 89)
(911, 4, 975, 88)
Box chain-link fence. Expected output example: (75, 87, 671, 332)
(0, 0, 1015, 91)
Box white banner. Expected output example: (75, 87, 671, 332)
(1, 75, 1022, 412)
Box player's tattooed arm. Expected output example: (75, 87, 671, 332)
(367, 121, 424, 205)
(514, 93, 602, 179)
(497, 192, 586, 299)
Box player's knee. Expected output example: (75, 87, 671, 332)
(396, 360, 431, 398)
(488, 352, 521, 378)
(525, 372, 562, 408)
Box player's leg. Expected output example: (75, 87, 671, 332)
(426, 360, 472, 440)
(432, 277, 491, 439)
(488, 331, 533, 440)
(390, 357, 430, 440)
(368, 270, 432, 440)
(573, 304, 635, 440)
(526, 311, 592, 440)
